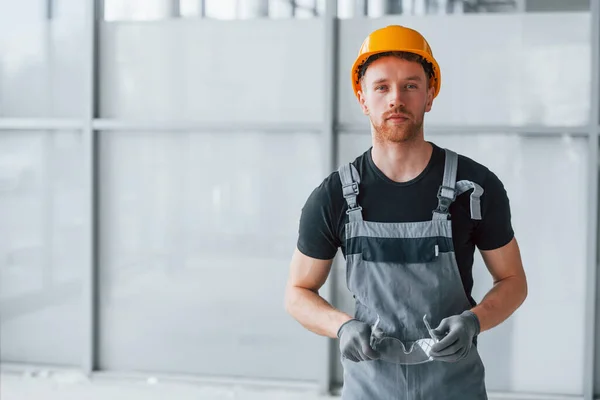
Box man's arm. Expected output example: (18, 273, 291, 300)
(471, 237, 527, 333)
(284, 248, 353, 339)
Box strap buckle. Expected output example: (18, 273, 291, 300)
(342, 182, 359, 199)
(342, 182, 362, 216)
(436, 185, 456, 213)
(346, 205, 363, 215)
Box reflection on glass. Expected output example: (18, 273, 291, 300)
(335, 0, 465, 17)
(0, 0, 86, 117)
(104, 0, 175, 21)
(105, 0, 323, 20)
(103, 0, 589, 20)
(336, 0, 592, 18)
(205, 0, 321, 19)
(0, 130, 84, 365)
(179, 0, 202, 17)
(205, 0, 238, 19)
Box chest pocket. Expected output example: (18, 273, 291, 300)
(359, 236, 453, 264)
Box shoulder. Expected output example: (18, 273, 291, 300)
(302, 151, 368, 210)
(440, 145, 511, 209)
(308, 170, 342, 207)
(440, 147, 514, 249)
(445, 148, 513, 218)
(441, 146, 504, 191)
(318, 151, 370, 197)
(297, 152, 369, 258)
(455, 151, 491, 184)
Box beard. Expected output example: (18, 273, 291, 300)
(371, 111, 424, 144)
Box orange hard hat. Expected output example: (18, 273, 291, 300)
(351, 25, 441, 99)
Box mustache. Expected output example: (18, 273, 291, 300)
(384, 109, 412, 119)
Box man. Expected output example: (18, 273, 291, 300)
(284, 25, 527, 399)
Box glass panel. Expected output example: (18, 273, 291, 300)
(0, 0, 86, 118)
(98, 131, 324, 381)
(269, 0, 294, 18)
(338, 0, 357, 18)
(336, 132, 587, 395)
(294, 0, 319, 18)
(106, 0, 323, 20)
(0, 130, 85, 366)
(100, 19, 324, 122)
(336, 0, 590, 17)
(104, 0, 180, 20)
(268, 0, 325, 19)
(338, 14, 591, 127)
(336, 0, 514, 18)
(179, 0, 202, 18)
(206, 0, 239, 19)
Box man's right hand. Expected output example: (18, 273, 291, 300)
(337, 319, 381, 362)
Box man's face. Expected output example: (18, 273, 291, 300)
(357, 56, 434, 143)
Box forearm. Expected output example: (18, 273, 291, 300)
(285, 286, 353, 338)
(471, 275, 527, 333)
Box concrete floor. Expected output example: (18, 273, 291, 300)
(1, 370, 338, 400)
(3, 368, 593, 400)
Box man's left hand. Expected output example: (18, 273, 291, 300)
(429, 310, 480, 362)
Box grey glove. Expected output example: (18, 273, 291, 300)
(429, 310, 480, 362)
(337, 319, 381, 362)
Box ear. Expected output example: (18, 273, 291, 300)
(424, 85, 435, 113)
(358, 90, 369, 115)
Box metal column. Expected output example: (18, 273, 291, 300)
(46, 0, 54, 19)
(586, 0, 600, 398)
(238, 0, 269, 18)
(82, 0, 100, 374)
(168, 0, 181, 18)
(320, 0, 338, 395)
(355, 0, 368, 16)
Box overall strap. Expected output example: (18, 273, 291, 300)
(338, 163, 363, 222)
(433, 149, 458, 220)
(456, 180, 484, 220)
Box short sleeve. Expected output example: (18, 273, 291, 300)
(296, 175, 343, 260)
(473, 169, 515, 251)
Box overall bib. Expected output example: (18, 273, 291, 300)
(338, 149, 487, 400)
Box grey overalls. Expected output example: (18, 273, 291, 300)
(338, 148, 487, 400)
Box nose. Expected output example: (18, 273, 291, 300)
(388, 86, 405, 109)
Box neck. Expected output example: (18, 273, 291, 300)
(370, 137, 433, 183)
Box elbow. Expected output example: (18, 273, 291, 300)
(519, 274, 528, 305)
(284, 285, 296, 316)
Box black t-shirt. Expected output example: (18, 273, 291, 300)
(297, 142, 514, 306)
